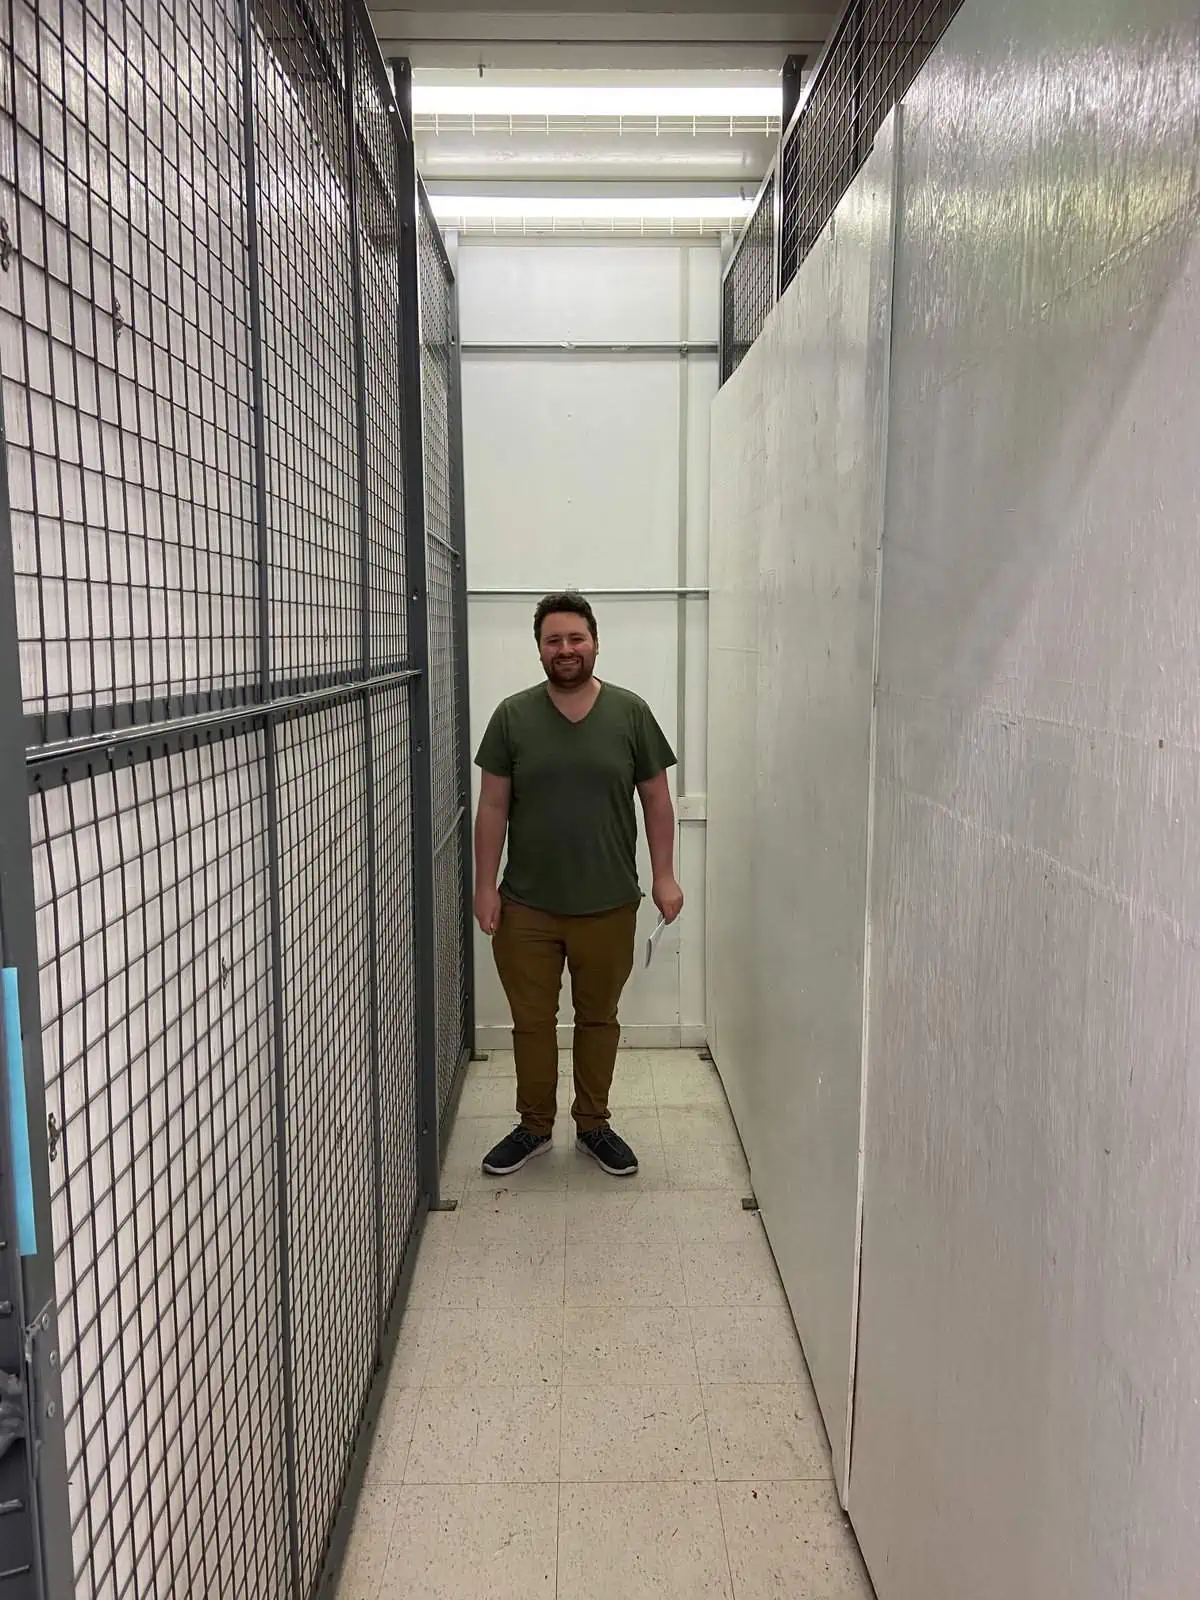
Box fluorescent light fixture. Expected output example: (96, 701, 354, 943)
(428, 194, 755, 221)
(412, 85, 781, 119)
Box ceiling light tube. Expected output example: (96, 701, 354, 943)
(427, 194, 755, 221)
(412, 86, 781, 119)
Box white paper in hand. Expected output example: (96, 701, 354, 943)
(644, 915, 670, 969)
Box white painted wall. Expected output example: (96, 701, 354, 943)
(707, 123, 896, 1492)
(706, 1, 1200, 1595)
(851, 6, 1200, 1598)
(459, 240, 718, 1048)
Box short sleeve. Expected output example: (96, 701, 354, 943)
(474, 703, 513, 777)
(632, 700, 677, 784)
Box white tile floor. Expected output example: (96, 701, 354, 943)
(337, 1049, 875, 1600)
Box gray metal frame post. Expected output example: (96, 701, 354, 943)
(238, 4, 302, 1593)
(342, 0, 387, 1349)
(0, 423, 73, 1598)
(392, 57, 442, 1208)
(447, 275, 476, 1063)
(781, 54, 805, 131)
(717, 265, 727, 385)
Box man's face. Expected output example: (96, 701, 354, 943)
(538, 611, 597, 689)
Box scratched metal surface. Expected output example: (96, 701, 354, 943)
(706, 122, 896, 1487)
(850, 2, 1200, 1596)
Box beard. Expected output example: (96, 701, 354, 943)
(544, 653, 594, 690)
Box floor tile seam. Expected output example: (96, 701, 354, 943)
(558, 1292, 568, 1490)
(684, 1294, 789, 1310)
(715, 1471, 836, 1484)
(694, 1347, 724, 1498)
(370, 1479, 411, 1600)
(558, 1470, 720, 1486)
(705, 1390, 740, 1600)
(362, 1468, 835, 1493)
(400, 1471, 567, 1487)
(559, 1480, 738, 1598)
(563, 1371, 702, 1387)
(554, 1477, 562, 1600)
(402, 1472, 819, 1488)
(697, 1377, 834, 1489)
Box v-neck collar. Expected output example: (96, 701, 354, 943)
(545, 680, 605, 727)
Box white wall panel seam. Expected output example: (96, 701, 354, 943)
(677, 246, 691, 799)
(841, 103, 903, 1514)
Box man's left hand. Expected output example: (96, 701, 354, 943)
(652, 876, 684, 925)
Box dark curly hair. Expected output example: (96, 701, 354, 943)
(534, 591, 598, 645)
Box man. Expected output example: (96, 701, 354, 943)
(473, 591, 683, 1178)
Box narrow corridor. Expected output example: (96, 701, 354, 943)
(335, 1050, 874, 1599)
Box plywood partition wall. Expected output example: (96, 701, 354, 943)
(850, 2, 1200, 1596)
(706, 0, 1200, 1595)
(707, 122, 897, 1491)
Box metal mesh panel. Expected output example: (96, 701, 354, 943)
(721, 172, 776, 383)
(779, 0, 965, 293)
(1, 0, 258, 744)
(417, 190, 468, 1120)
(371, 685, 419, 1300)
(30, 736, 287, 1599)
(0, 7, 467, 1598)
(433, 816, 465, 1116)
(718, 0, 966, 384)
(354, 34, 408, 671)
(275, 702, 376, 1594)
(252, 0, 360, 691)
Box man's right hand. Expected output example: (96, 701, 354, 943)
(474, 885, 502, 936)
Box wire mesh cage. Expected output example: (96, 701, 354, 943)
(0, 3, 469, 1597)
(30, 736, 290, 1597)
(720, 170, 777, 384)
(718, 0, 966, 385)
(3, 0, 260, 746)
(779, 0, 965, 294)
(416, 185, 471, 1123)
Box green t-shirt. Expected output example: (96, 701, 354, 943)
(475, 682, 676, 917)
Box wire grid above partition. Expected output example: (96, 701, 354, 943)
(721, 170, 777, 383)
(718, 0, 966, 385)
(779, 0, 965, 292)
(416, 183, 470, 1121)
(0, 1, 462, 1596)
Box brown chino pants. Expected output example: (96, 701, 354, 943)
(492, 900, 638, 1136)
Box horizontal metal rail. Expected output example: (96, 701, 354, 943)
(433, 805, 467, 861)
(461, 341, 718, 356)
(428, 526, 460, 558)
(26, 670, 421, 775)
(468, 586, 709, 598)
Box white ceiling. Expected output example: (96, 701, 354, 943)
(369, 5, 840, 237)
(368, 4, 840, 69)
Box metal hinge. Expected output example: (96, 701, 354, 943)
(21, 1306, 51, 1371)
